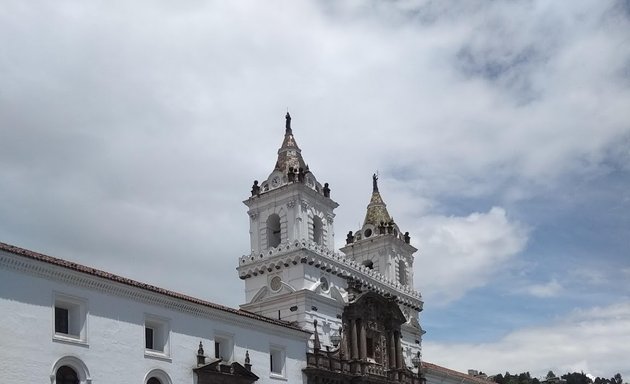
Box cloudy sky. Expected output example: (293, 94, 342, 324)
(1, 0, 629, 379)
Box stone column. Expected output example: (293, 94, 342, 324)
(389, 331, 396, 368)
(395, 331, 402, 369)
(351, 319, 359, 359)
(359, 320, 367, 360)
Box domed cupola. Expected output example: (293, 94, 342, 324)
(349, 174, 409, 244)
(340, 174, 415, 285)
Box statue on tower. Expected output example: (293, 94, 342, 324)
(373, 173, 379, 192)
(285, 112, 292, 133)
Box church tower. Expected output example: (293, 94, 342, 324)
(238, 113, 347, 342)
(339, 174, 424, 363)
(238, 113, 423, 369)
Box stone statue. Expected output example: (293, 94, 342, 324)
(251, 180, 260, 196)
(404, 232, 410, 244)
(285, 112, 291, 132)
(346, 231, 354, 244)
(372, 173, 379, 192)
(323, 182, 330, 198)
(288, 167, 295, 182)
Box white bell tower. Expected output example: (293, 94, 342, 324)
(238, 113, 346, 340)
(237, 113, 423, 361)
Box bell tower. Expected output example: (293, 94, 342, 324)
(244, 112, 337, 256)
(238, 113, 423, 365)
(238, 113, 345, 338)
(339, 174, 424, 366)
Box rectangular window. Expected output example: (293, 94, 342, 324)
(213, 334, 233, 362)
(53, 293, 87, 344)
(55, 307, 69, 334)
(144, 315, 170, 358)
(270, 346, 285, 377)
(145, 327, 154, 350)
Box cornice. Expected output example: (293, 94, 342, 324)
(237, 241, 423, 310)
(0, 249, 310, 339)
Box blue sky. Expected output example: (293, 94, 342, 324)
(1, 0, 629, 379)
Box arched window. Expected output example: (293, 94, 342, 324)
(313, 216, 323, 245)
(362, 260, 374, 270)
(144, 369, 172, 384)
(267, 214, 281, 248)
(51, 356, 90, 384)
(398, 261, 407, 286)
(56, 366, 79, 384)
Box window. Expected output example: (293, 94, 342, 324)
(145, 315, 170, 357)
(147, 378, 162, 384)
(366, 336, 374, 358)
(270, 346, 285, 377)
(214, 334, 233, 361)
(53, 294, 87, 343)
(56, 365, 79, 384)
(313, 216, 323, 245)
(267, 214, 281, 248)
(398, 261, 407, 286)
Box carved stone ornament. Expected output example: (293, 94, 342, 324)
(286, 200, 296, 208)
(326, 215, 334, 224)
(300, 200, 310, 211)
(248, 211, 258, 220)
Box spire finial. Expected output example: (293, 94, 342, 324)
(372, 172, 379, 193)
(285, 112, 292, 134)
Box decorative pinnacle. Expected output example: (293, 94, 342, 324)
(197, 341, 204, 356)
(285, 112, 292, 134)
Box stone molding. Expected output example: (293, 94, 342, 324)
(237, 242, 422, 310)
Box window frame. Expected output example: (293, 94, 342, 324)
(269, 344, 286, 378)
(213, 332, 234, 362)
(144, 314, 171, 360)
(52, 293, 88, 345)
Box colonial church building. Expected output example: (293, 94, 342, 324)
(0, 113, 490, 384)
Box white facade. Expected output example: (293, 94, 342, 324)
(0, 245, 309, 384)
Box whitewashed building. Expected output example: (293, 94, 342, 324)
(0, 113, 491, 384)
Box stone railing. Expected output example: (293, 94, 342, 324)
(238, 240, 422, 308)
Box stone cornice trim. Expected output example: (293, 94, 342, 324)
(0, 244, 310, 339)
(237, 241, 423, 310)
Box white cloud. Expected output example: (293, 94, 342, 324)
(413, 207, 528, 304)
(424, 301, 630, 379)
(522, 279, 563, 298)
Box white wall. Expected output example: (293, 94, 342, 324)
(0, 251, 309, 384)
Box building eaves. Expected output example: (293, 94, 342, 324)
(0, 241, 309, 334)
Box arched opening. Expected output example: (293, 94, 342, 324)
(51, 356, 90, 384)
(362, 260, 374, 270)
(313, 216, 323, 245)
(398, 261, 407, 286)
(267, 214, 281, 248)
(144, 369, 172, 384)
(56, 366, 79, 384)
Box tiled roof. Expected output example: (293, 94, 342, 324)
(424, 361, 492, 384)
(0, 241, 309, 334)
